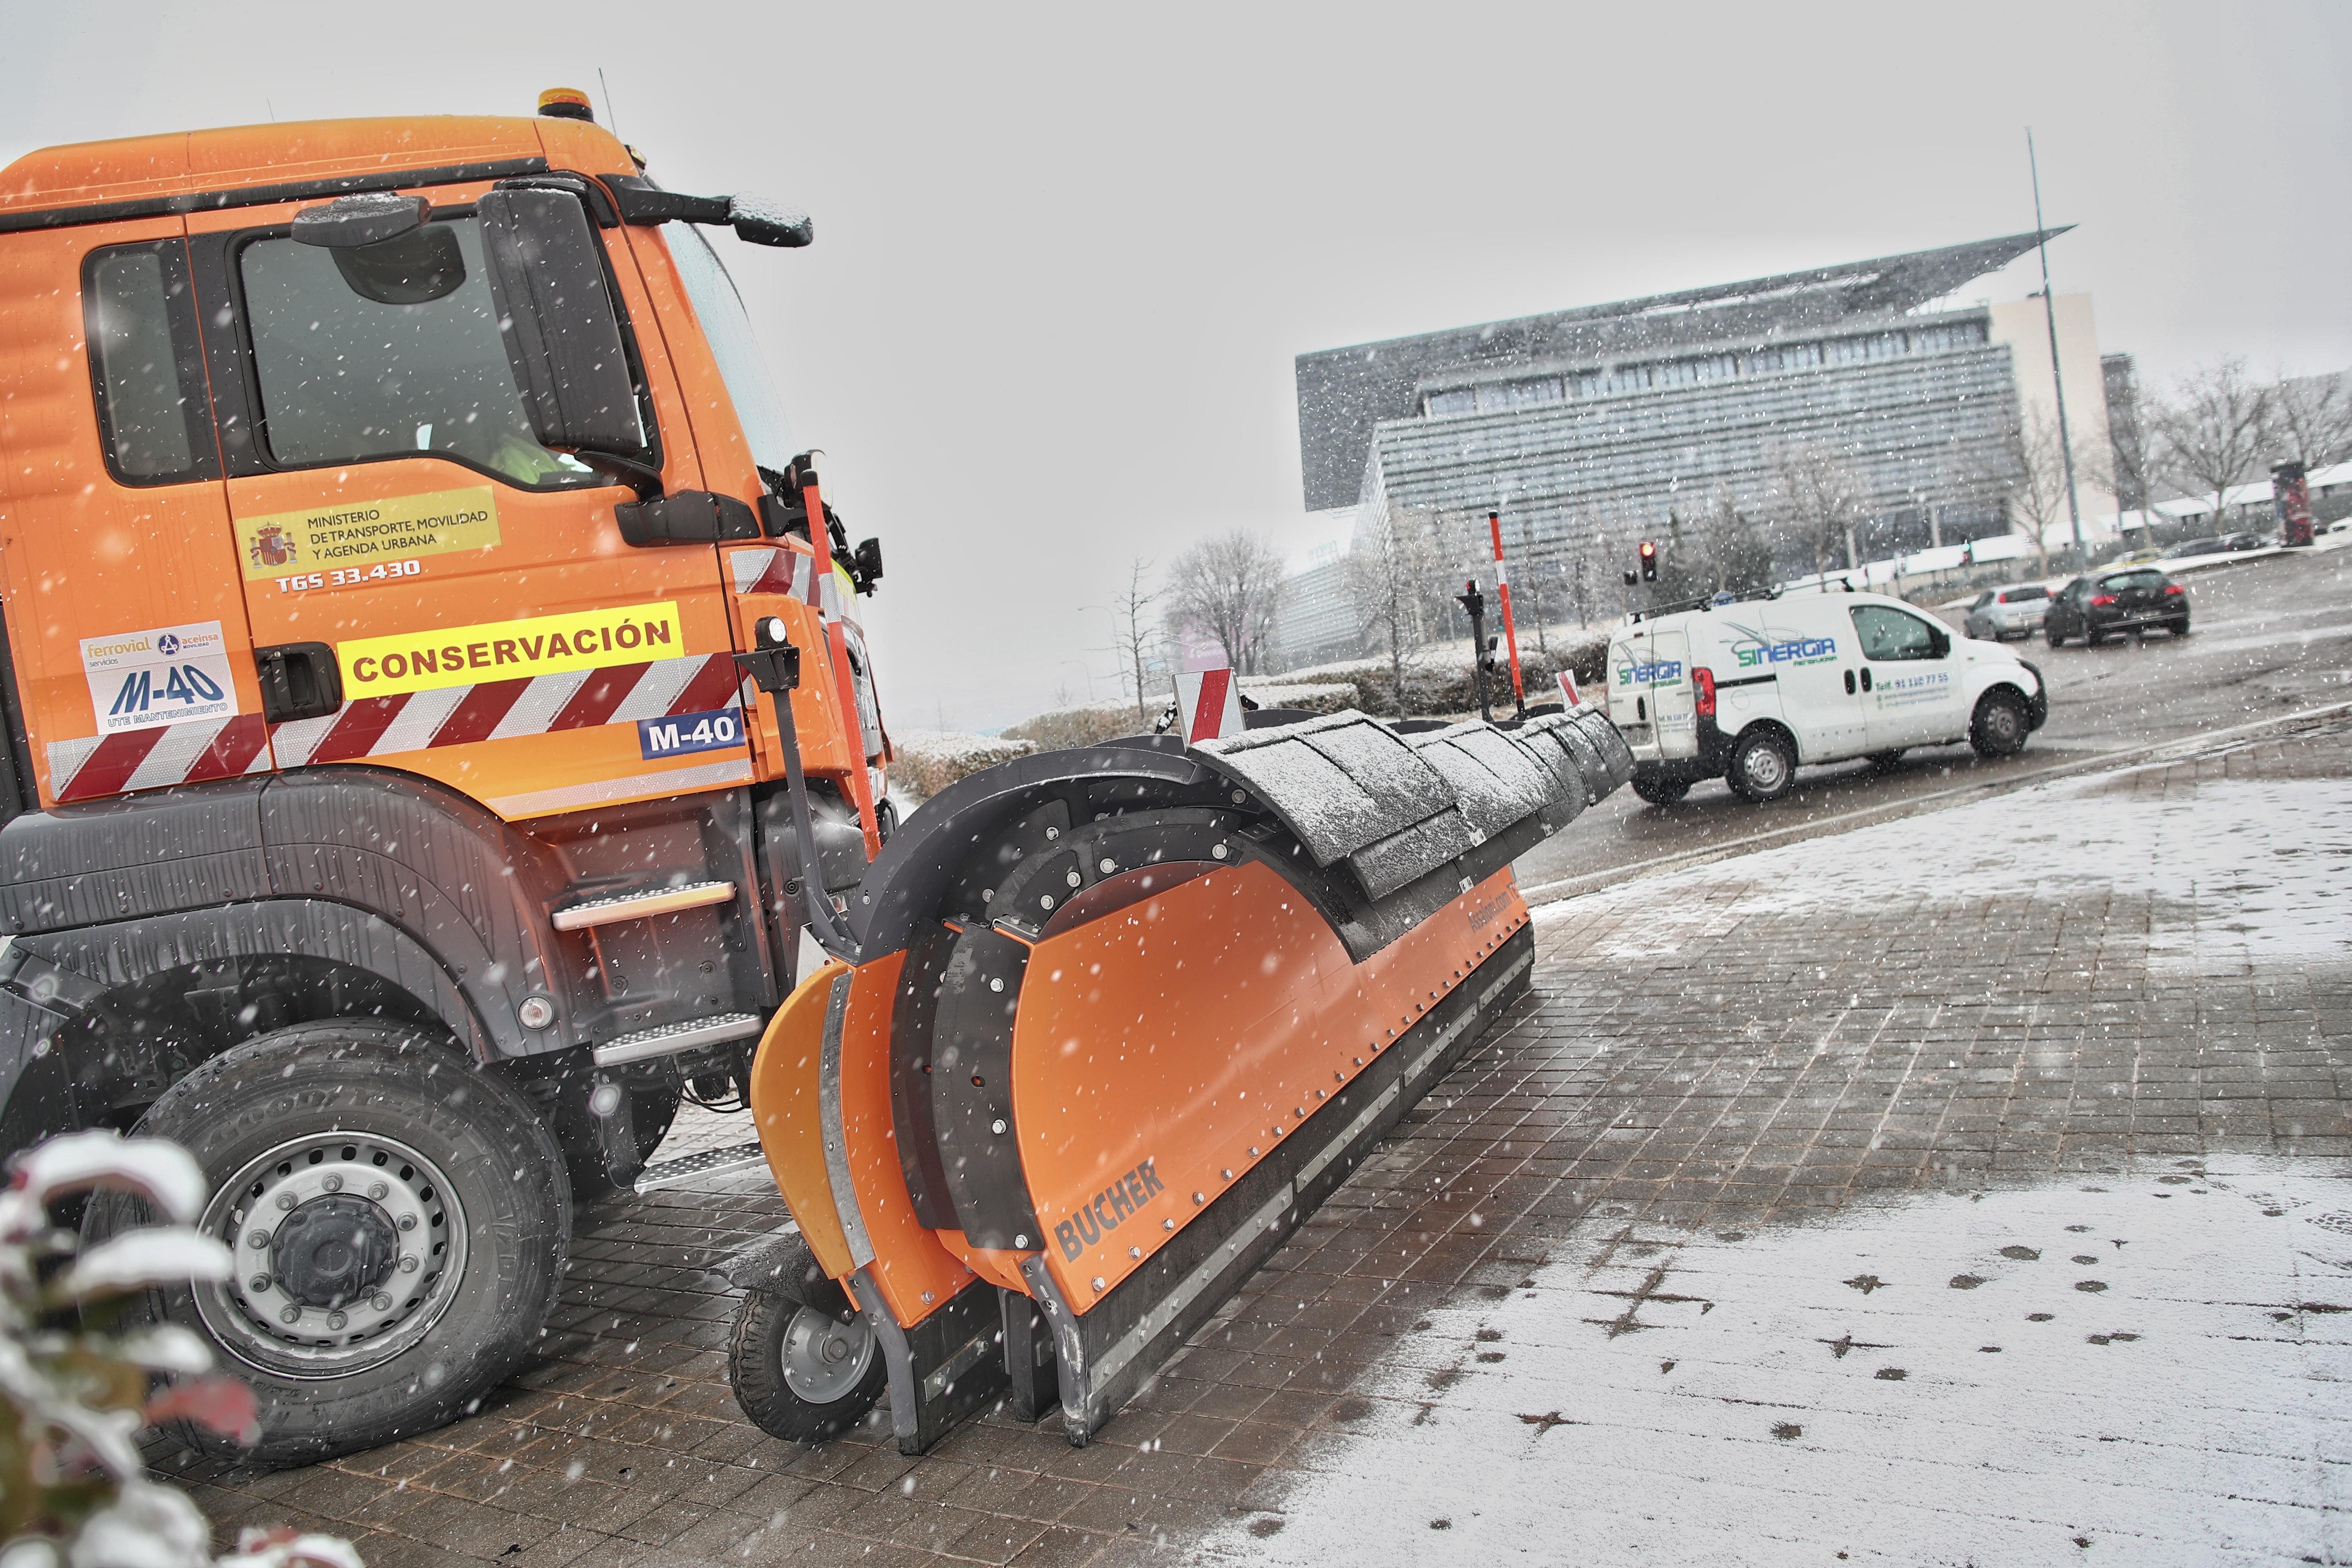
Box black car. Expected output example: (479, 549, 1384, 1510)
(2044, 567, 2190, 646)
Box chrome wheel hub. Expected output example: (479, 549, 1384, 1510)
(780, 1303, 874, 1405)
(196, 1132, 467, 1379)
(1743, 746, 1788, 793)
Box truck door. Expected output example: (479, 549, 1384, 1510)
(193, 193, 742, 821)
(0, 217, 273, 806)
(1637, 629, 1695, 760)
(1761, 600, 1865, 761)
(1847, 602, 1962, 751)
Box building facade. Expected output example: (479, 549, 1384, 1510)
(1283, 233, 2114, 661)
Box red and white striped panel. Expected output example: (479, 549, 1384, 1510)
(48, 715, 273, 803)
(44, 652, 746, 803)
(271, 651, 746, 768)
(730, 546, 846, 617)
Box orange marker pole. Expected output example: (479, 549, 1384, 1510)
(1488, 511, 1525, 718)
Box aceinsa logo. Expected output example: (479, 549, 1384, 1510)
(1054, 1157, 1166, 1261)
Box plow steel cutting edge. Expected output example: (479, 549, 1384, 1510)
(730, 708, 1633, 1453)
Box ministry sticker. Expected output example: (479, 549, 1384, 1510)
(237, 487, 501, 579)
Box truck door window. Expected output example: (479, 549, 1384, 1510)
(238, 217, 611, 488)
(84, 242, 216, 485)
(662, 223, 799, 472)
(1848, 604, 1940, 662)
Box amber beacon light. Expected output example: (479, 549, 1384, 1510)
(537, 87, 596, 121)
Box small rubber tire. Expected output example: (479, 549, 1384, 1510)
(1969, 688, 2031, 759)
(2044, 626, 2065, 648)
(729, 1236, 886, 1444)
(2085, 626, 2106, 648)
(1725, 728, 1797, 804)
(86, 1021, 570, 1468)
(1630, 772, 1693, 805)
(2171, 617, 2190, 637)
(1867, 749, 1907, 773)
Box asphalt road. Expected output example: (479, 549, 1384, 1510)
(1511, 541, 2352, 897)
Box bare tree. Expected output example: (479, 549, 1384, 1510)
(1770, 444, 1868, 581)
(1992, 406, 2114, 575)
(1696, 485, 1776, 596)
(1112, 558, 1162, 727)
(1166, 530, 1286, 674)
(2149, 357, 2273, 529)
(2267, 368, 2352, 471)
(1345, 500, 1436, 713)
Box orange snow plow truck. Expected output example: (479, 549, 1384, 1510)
(0, 94, 1631, 1465)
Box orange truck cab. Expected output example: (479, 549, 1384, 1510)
(0, 93, 891, 1462)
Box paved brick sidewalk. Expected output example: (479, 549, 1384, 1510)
(175, 723, 2352, 1565)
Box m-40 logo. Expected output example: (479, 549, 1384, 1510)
(108, 664, 227, 717)
(1616, 659, 1682, 685)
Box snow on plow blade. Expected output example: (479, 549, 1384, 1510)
(734, 708, 1632, 1453)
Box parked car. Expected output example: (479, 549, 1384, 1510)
(1963, 583, 2053, 640)
(1608, 589, 2047, 805)
(2158, 533, 2268, 561)
(2044, 567, 2190, 645)
(2102, 545, 2163, 567)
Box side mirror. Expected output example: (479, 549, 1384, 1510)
(852, 536, 883, 591)
(728, 196, 814, 249)
(1929, 627, 1951, 658)
(476, 188, 644, 456)
(291, 192, 466, 305)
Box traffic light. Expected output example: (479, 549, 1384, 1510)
(1639, 540, 1657, 582)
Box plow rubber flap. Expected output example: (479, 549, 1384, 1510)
(1021, 921, 1535, 1442)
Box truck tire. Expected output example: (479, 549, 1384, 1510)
(1969, 688, 2030, 758)
(1725, 728, 1796, 804)
(729, 1235, 886, 1443)
(1630, 772, 1693, 805)
(84, 1021, 570, 1467)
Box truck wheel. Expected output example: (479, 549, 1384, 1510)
(729, 1236, 885, 1443)
(1725, 729, 1796, 804)
(1969, 689, 2030, 758)
(84, 1021, 570, 1467)
(1630, 772, 1692, 805)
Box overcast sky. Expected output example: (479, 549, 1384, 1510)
(6, 1, 2347, 731)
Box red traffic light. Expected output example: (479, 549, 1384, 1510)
(1638, 539, 1657, 582)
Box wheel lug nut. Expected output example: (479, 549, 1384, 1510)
(279, 1305, 300, 1324)
(399, 1256, 419, 1273)
(326, 1311, 347, 1330)
(274, 1193, 296, 1211)
(398, 1215, 416, 1231)
(249, 1275, 271, 1293)
(368, 1183, 388, 1200)
(321, 1174, 342, 1192)
(247, 1230, 271, 1249)
(371, 1293, 392, 1311)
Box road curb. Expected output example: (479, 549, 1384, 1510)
(1522, 698, 2352, 909)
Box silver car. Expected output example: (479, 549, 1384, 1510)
(1963, 583, 2052, 640)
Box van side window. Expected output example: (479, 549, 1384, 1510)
(83, 242, 217, 485)
(237, 217, 623, 489)
(1849, 604, 1941, 661)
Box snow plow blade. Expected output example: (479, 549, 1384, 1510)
(735, 708, 1632, 1452)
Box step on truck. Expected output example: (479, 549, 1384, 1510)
(0, 93, 1634, 1465)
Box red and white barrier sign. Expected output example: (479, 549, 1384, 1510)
(1556, 670, 1580, 708)
(1175, 632, 1243, 742)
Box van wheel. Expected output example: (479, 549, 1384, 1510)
(729, 1236, 886, 1443)
(1867, 749, 1906, 773)
(1969, 689, 2030, 758)
(83, 1022, 570, 1468)
(1726, 729, 1796, 804)
(1631, 773, 1692, 805)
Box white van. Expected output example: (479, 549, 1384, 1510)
(1605, 589, 2048, 805)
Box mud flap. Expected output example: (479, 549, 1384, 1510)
(1018, 921, 1537, 1446)
(1000, 1289, 1060, 1423)
(848, 1271, 1010, 1456)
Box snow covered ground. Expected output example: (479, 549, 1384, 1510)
(1194, 754, 2352, 1567)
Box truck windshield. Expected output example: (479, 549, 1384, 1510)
(662, 224, 800, 473)
(240, 218, 603, 487)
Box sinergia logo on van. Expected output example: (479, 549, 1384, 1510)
(1616, 658, 1683, 685)
(1730, 634, 1839, 670)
